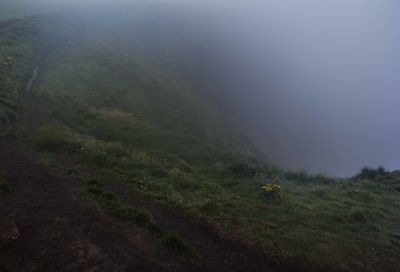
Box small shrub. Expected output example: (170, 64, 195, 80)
(79, 138, 125, 166)
(228, 163, 257, 178)
(262, 183, 282, 201)
(169, 168, 200, 191)
(311, 189, 327, 199)
(33, 125, 126, 167)
(86, 178, 101, 187)
(162, 235, 196, 257)
(33, 124, 81, 152)
(103, 192, 118, 201)
(87, 187, 103, 196)
(149, 168, 167, 177)
(351, 210, 368, 223)
(199, 200, 220, 215)
(345, 189, 377, 204)
(358, 191, 376, 204)
(313, 174, 335, 184)
(131, 212, 164, 236)
(355, 166, 387, 180)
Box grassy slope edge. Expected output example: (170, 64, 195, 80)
(0, 12, 399, 272)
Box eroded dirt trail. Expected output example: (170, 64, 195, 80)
(0, 142, 160, 272)
(25, 68, 39, 94)
(0, 141, 289, 272)
(109, 184, 281, 272)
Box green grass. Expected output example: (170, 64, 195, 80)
(32, 124, 400, 271)
(32, 43, 249, 158)
(0, 0, 83, 20)
(1, 12, 399, 272)
(85, 178, 165, 236)
(161, 234, 195, 256)
(84, 177, 196, 257)
(0, 17, 49, 129)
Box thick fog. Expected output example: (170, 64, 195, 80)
(212, 1, 400, 176)
(151, 0, 400, 176)
(3, 0, 399, 176)
(164, 0, 400, 176)
(171, 0, 399, 177)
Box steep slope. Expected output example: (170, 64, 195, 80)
(0, 141, 282, 272)
(1, 4, 400, 272)
(0, 17, 44, 127)
(8, 10, 260, 161)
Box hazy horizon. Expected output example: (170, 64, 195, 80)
(2, 0, 399, 176)
(216, 1, 400, 176)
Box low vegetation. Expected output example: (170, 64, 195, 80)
(1, 14, 399, 272)
(261, 183, 282, 202)
(354, 166, 388, 180)
(84, 177, 196, 257)
(31, 124, 400, 272)
(0, 18, 46, 128)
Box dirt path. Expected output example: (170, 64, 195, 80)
(25, 68, 39, 94)
(109, 184, 284, 272)
(0, 142, 292, 272)
(0, 141, 163, 272)
(24, 46, 50, 96)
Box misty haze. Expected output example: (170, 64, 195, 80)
(0, 1, 399, 272)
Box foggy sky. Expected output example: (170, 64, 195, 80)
(156, 0, 400, 176)
(207, 1, 400, 176)
(3, 0, 399, 176)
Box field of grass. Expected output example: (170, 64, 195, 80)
(33, 124, 400, 272)
(0, 17, 46, 128)
(1, 11, 399, 272)
(0, 0, 88, 20)
(83, 177, 196, 257)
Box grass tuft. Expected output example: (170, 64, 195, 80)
(162, 234, 196, 257)
(84, 179, 196, 255)
(351, 210, 368, 224)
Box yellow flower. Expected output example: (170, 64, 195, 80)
(262, 183, 281, 192)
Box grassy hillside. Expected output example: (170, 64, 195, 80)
(0, 0, 57, 20)
(1, 6, 400, 272)
(0, 0, 105, 20)
(0, 17, 47, 128)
